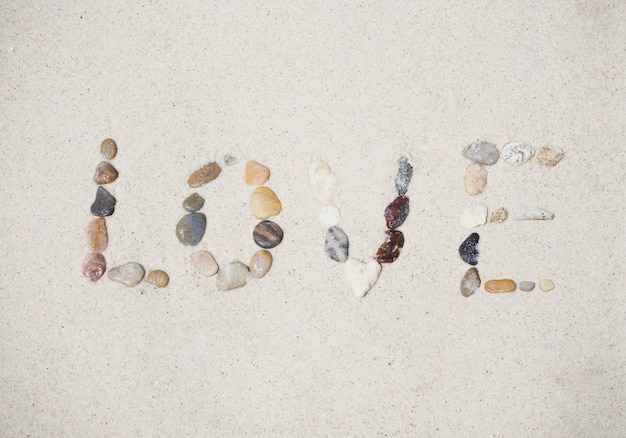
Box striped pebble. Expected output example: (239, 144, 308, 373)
(253, 220, 284, 249)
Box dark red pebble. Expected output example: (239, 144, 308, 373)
(373, 229, 404, 263)
(384, 196, 410, 229)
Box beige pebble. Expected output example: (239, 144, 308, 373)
(245, 160, 270, 185)
(539, 279, 555, 292)
(192, 250, 219, 276)
(485, 279, 516, 293)
(188, 162, 222, 188)
(460, 267, 481, 297)
(93, 161, 119, 185)
(100, 138, 117, 160)
(459, 205, 487, 228)
(464, 163, 487, 195)
(250, 186, 282, 219)
(108, 262, 145, 287)
(536, 148, 564, 167)
(249, 250, 273, 279)
(216, 262, 249, 291)
(147, 270, 169, 288)
(309, 161, 340, 204)
(489, 207, 508, 223)
(86, 217, 108, 252)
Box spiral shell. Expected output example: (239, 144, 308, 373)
(501, 142, 534, 165)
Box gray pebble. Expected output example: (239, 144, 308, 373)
(395, 156, 413, 196)
(183, 193, 205, 212)
(175, 213, 207, 246)
(460, 267, 481, 297)
(519, 281, 536, 291)
(90, 186, 116, 217)
(216, 261, 249, 291)
(108, 262, 145, 287)
(462, 141, 499, 165)
(324, 226, 349, 263)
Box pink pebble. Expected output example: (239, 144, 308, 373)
(82, 253, 106, 282)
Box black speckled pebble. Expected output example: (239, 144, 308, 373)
(253, 220, 284, 249)
(395, 156, 413, 196)
(459, 232, 479, 266)
(90, 186, 116, 217)
(324, 226, 349, 263)
(183, 193, 205, 212)
(175, 213, 207, 246)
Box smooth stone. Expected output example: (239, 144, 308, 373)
(384, 196, 410, 229)
(224, 154, 239, 166)
(93, 161, 119, 185)
(501, 142, 534, 165)
(90, 186, 116, 217)
(510, 205, 554, 221)
(216, 261, 249, 291)
(460, 267, 481, 297)
(536, 148, 564, 167)
(464, 163, 487, 195)
(86, 217, 108, 252)
(192, 250, 219, 276)
(309, 161, 340, 204)
(187, 162, 222, 188)
(249, 250, 273, 279)
(108, 262, 145, 287)
(324, 226, 349, 263)
(182, 193, 205, 212)
(395, 156, 413, 196)
(373, 229, 404, 263)
(539, 279, 555, 292)
(82, 253, 106, 282)
(245, 160, 270, 185)
(344, 258, 382, 298)
(250, 186, 282, 219)
(147, 270, 169, 288)
(459, 205, 487, 228)
(519, 281, 536, 291)
(253, 220, 284, 249)
(100, 138, 117, 160)
(462, 141, 499, 165)
(175, 213, 207, 246)
(489, 207, 508, 223)
(459, 233, 479, 266)
(485, 279, 517, 293)
(319, 205, 341, 227)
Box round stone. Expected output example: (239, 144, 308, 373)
(309, 160, 340, 204)
(384, 196, 410, 229)
(324, 226, 349, 263)
(90, 186, 116, 217)
(93, 161, 119, 185)
(245, 160, 270, 185)
(86, 217, 108, 252)
(182, 193, 205, 212)
(82, 253, 106, 282)
(539, 279, 555, 292)
(100, 138, 117, 160)
(459, 205, 487, 229)
(249, 250, 273, 279)
(464, 163, 487, 195)
(319, 205, 341, 227)
(462, 141, 499, 165)
(536, 148, 564, 167)
(187, 162, 222, 188)
(216, 261, 249, 291)
(484, 279, 517, 293)
(147, 270, 169, 288)
(519, 281, 536, 291)
(108, 262, 145, 287)
(250, 187, 282, 220)
(395, 156, 413, 196)
(489, 207, 508, 223)
(253, 220, 284, 249)
(192, 250, 219, 276)
(175, 213, 207, 246)
(460, 267, 481, 297)
(459, 233, 479, 266)
(501, 142, 534, 165)
(373, 229, 404, 263)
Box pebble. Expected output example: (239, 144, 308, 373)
(373, 229, 404, 263)
(539, 279, 555, 292)
(510, 205, 554, 221)
(86, 217, 108, 252)
(501, 142, 534, 165)
(395, 156, 413, 196)
(462, 141, 499, 165)
(485, 279, 517, 293)
(250, 187, 282, 219)
(309, 161, 340, 204)
(100, 138, 117, 160)
(82, 252, 106, 282)
(536, 148, 564, 167)
(183, 193, 205, 212)
(187, 162, 222, 188)
(460, 267, 481, 297)
(344, 258, 382, 298)
(324, 226, 349, 263)
(108, 262, 145, 287)
(249, 250, 273, 279)
(464, 163, 488, 195)
(519, 281, 536, 291)
(489, 207, 508, 223)
(175, 213, 207, 246)
(224, 154, 239, 166)
(90, 186, 116, 217)
(245, 160, 270, 185)
(319, 205, 341, 227)
(192, 250, 219, 276)
(216, 261, 249, 291)
(147, 270, 169, 288)
(384, 196, 410, 229)
(93, 161, 119, 185)
(459, 205, 487, 228)
(253, 220, 284, 249)
(459, 233, 479, 266)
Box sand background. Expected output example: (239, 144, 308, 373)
(1, 1, 625, 436)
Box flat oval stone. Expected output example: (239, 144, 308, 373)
(100, 138, 117, 160)
(539, 279, 555, 292)
(460, 267, 481, 297)
(250, 187, 282, 220)
(82, 252, 106, 282)
(245, 160, 270, 185)
(501, 142, 534, 165)
(147, 270, 169, 288)
(462, 141, 499, 165)
(536, 148, 564, 167)
(485, 279, 517, 293)
(459, 232, 479, 266)
(86, 217, 108, 252)
(253, 220, 284, 249)
(489, 207, 508, 223)
(309, 160, 340, 204)
(459, 205, 487, 229)
(395, 156, 413, 196)
(324, 226, 349, 263)
(93, 161, 119, 184)
(344, 258, 381, 298)
(90, 186, 116, 217)
(108, 262, 145, 287)
(192, 250, 219, 276)
(384, 196, 409, 229)
(182, 193, 205, 212)
(175, 213, 207, 246)
(249, 250, 273, 279)
(373, 230, 404, 263)
(187, 162, 222, 188)
(464, 163, 487, 195)
(519, 281, 536, 291)
(216, 261, 249, 291)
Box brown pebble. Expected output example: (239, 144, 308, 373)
(100, 138, 118, 160)
(82, 252, 106, 282)
(485, 279, 517, 293)
(250, 186, 282, 220)
(489, 207, 508, 223)
(245, 160, 271, 185)
(464, 163, 488, 195)
(460, 267, 481, 297)
(188, 162, 222, 188)
(93, 161, 119, 185)
(86, 217, 108, 252)
(147, 270, 169, 288)
(373, 230, 404, 263)
(536, 148, 564, 167)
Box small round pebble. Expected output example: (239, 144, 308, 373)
(501, 142, 534, 165)
(93, 161, 119, 185)
(519, 281, 536, 291)
(147, 270, 169, 288)
(464, 163, 487, 195)
(86, 217, 108, 252)
(182, 193, 205, 212)
(459, 233, 479, 266)
(384, 196, 410, 229)
(459, 205, 487, 229)
(250, 187, 282, 220)
(245, 160, 270, 185)
(319, 205, 341, 227)
(91, 186, 116, 217)
(536, 148, 564, 167)
(309, 160, 340, 204)
(108, 262, 145, 287)
(100, 138, 117, 160)
(460, 267, 481, 297)
(175, 213, 207, 246)
(490, 207, 508, 223)
(249, 250, 273, 279)
(484, 279, 517, 293)
(373, 229, 404, 263)
(192, 250, 219, 276)
(82, 252, 106, 282)
(395, 156, 413, 196)
(188, 162, 222, 188)
(462, 141, 499, 166)
(216, 261, 249, 291)
(539, 279, 555, 292)
(253, 220, 284, 249)
(324, 226, 349, 263)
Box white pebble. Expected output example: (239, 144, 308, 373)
(510, 205, 554, 221)
(108, 262, 145, 287)
(459, 205, 488, 228)
(319, 205, 341, 226)
(309, 160, 340, 204)
(344, 258, 381, 298)
(216, 261, 249, 291)
(501, 142, 534, 165)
